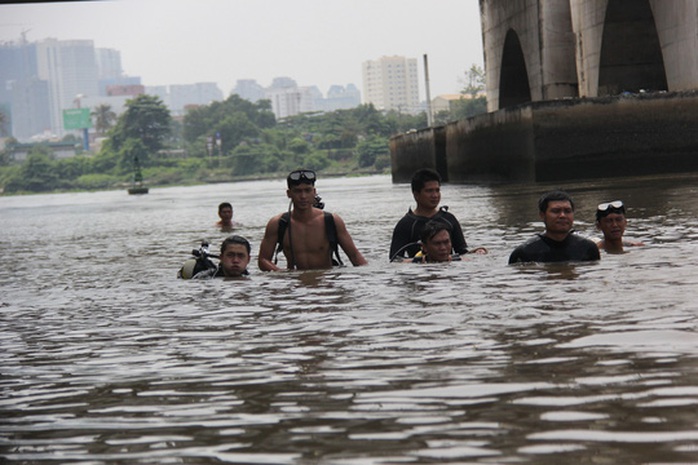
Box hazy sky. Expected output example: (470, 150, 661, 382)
(0, 0, 484, 99)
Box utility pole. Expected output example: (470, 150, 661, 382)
(423, 54, 433, 127)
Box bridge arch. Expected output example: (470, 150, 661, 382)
(598, 0, 667, 95)
(498, 29, 531, 109)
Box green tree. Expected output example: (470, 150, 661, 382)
(182, 94, 275, 155)
(230, 142, 286, 175)
(118, 138, 149, 177)
(430, 64, 487, 123)
(462, 64, 486, 98)
(0, 107, 9, 137)
(288, 137, 310, 155)
(91, 103, 117, 136)
(5, 147, 60, 192)
(0, 137, 17, 166)
(55, 155, 90, 181)
(356, 135, 389, 168)
(110, 94, 172, 158)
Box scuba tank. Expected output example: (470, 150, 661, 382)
(178, 240, 218, 279)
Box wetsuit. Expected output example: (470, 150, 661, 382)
(192, 265, 249, 279)
(389, 206, 468, 260)
(411, 254, 462, 263)
(508, 233, 600, 264)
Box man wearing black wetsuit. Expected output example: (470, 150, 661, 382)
(389, 168, 470, 260)
(193, 235, 251, 279)
(508, 190, 600, 264)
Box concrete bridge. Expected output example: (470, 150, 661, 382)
(391, 0, 698, 183)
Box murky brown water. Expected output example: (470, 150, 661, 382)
(2, 174, 698, 464)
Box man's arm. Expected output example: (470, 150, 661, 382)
(446, 214, 469, 255)
(508, 246, 525, 264)
(258, 215, 283, 271)
(333, 213, 367, 266)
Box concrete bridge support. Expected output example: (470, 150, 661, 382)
(480, 0, 698, 110)
(391, 91, 698, 184)
(480, 0, 579, 111)
(390, 1, 698, 184)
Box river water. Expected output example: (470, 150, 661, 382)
(2, 174, 698, 464)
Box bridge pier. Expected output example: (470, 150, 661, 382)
(391, 91, 698, 183)
(390, 1, 698, 184)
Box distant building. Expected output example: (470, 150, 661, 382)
(81, 95, 134, 118)
(232, 79, 265, 102)
(144, 85, 170, 107)
(362, 55, 420, 114)
(99, 76, 142, 96)
(106, 84, 145, 97)
(10, 78, 51, 140)
(431, 92, 485, 116)
(321, 84, 361, 111)
(0, 38, 37, 110)
(8, 141, 78, 162)
(270, 76, 297, 89)
(36, 39, 99, 138)
(168, 82, 224, 115)
(141, 83, 224, 115)
(0, 38, 46, 140)
(432, 94, 465, 114)
(265, 77, 299, 119)
(95, 48, 123, 80)
(265, 87, 303, 120)
(232, 77, 361, 119)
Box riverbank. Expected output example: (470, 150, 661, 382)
(1, 166, 389, 196)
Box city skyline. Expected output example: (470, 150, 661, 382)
(0, 0, 484, 99)
(1, 37, 365, 140)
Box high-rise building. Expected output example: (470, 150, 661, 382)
(232, 79, 265, 102)
(0, 37, 43, 139)
(98, 76, 142, 96)
(11, 77, 50, 140)
(169, 82, 223, 115)
(322, 84, 361, 111)
(265, 87, 302, 120)
(2, 37, 145, 141)
(362, 55, 420, 114)
(35, 39, 99, 137)
(96, 48, 123, 80)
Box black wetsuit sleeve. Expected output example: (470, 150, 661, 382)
(586, 240, 601, 260)
(508, 247, 524, 264)
(389, 217, 412, 259)
(449, 218, 468, 255)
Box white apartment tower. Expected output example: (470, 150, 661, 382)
(362, 55, 420, 114)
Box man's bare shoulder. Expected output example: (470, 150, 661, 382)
(329, 211, 348, 227)
(267, 212, 288, 224)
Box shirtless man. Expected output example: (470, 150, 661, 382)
(595, 200, 644, 254)
(216, 202, 234, 231)
(258, 169, 367, 271)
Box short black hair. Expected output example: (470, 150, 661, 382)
(538, 190, 574, 213)
(411, 168, 442, 193)
(221, 235, 250, 255)
(218, 202, 232, 213)
(420, 220, 451, 244)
